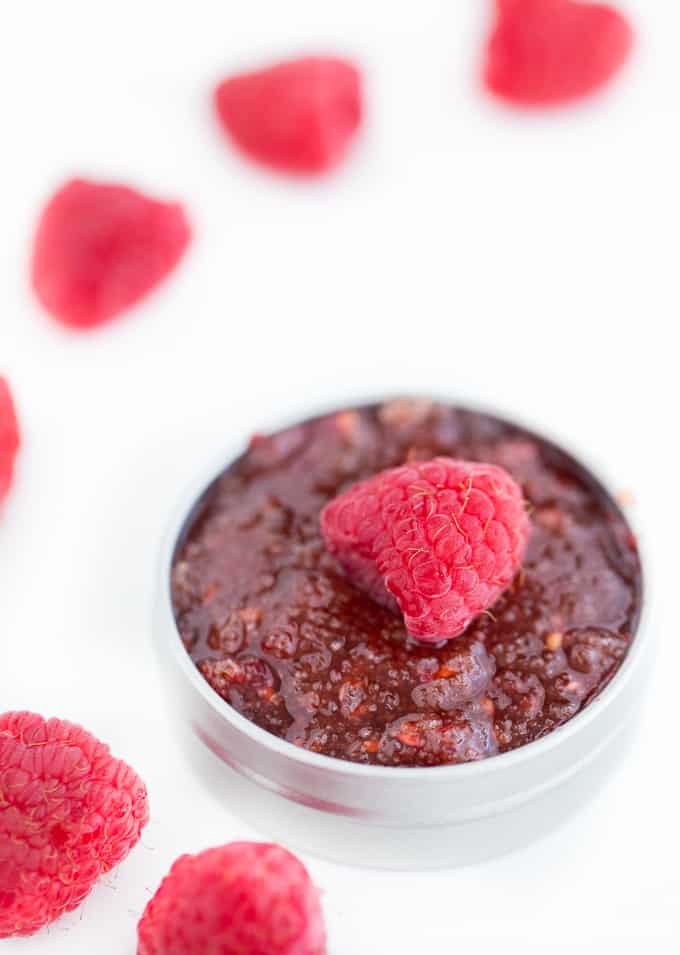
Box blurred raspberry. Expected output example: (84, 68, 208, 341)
(0, 711, 149, 938)
(137, 842, 325, 955)
(321, 457, 529, 642)
(484, 0, 633, 106)
(215, 56, 362, 175)
(0, 378, 20, 506)
(31, 178, 191, 329)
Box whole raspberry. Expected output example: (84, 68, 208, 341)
(137, 842, 325, 955)
(0, 711, 149, 938)
(0, 378, 20, 506)
(214, 57, 362, 176)
(31, 178, 191, 329)
(484, 0, 633, 106)
(321, 457, 529, 643)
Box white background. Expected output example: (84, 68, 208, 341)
(1, 0, 677, 951)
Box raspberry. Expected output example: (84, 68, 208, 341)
(0, 711, 149, 938)
(484, 0, 634, 106)
(411, 637, 494, 709)
(0, 378, 20, 507)
(137, 842, 325, 955)
(492, 669, 546, 721)
(31, 179, 191, 329)
(320, 457, 529, 643)
(214, 57, 362, 175)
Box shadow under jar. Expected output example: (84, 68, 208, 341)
(156, 399, 647, 868)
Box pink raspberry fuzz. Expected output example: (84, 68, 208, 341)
(0, 711, 149, 938)
(321, 457, 530, 642)
(137, 842, 325, 955)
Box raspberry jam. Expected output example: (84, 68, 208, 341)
(171, 401, 642, 768)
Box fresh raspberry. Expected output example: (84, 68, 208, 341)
(0, 378, 20, 507)
(31, 179, 191, 329)
(137, 842, 325, 955)
(320, 457, 529, 643)
(214, 57, 362, 175)
(484, 0, 634, 106)
(0, 711, 149, 938)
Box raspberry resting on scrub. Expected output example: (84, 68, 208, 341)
(214, 56, 362, 175)
(172, 401, 642, 767)
(31, 178, 191, 330)
(0, 711, 149, 938)
(484, 0, 634, 107)
(137, 842, 326, 955)
(321, 457, 530, 643)
(0, 377, 20, 507)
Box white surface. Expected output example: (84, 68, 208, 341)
(0, 0, 677, 951)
